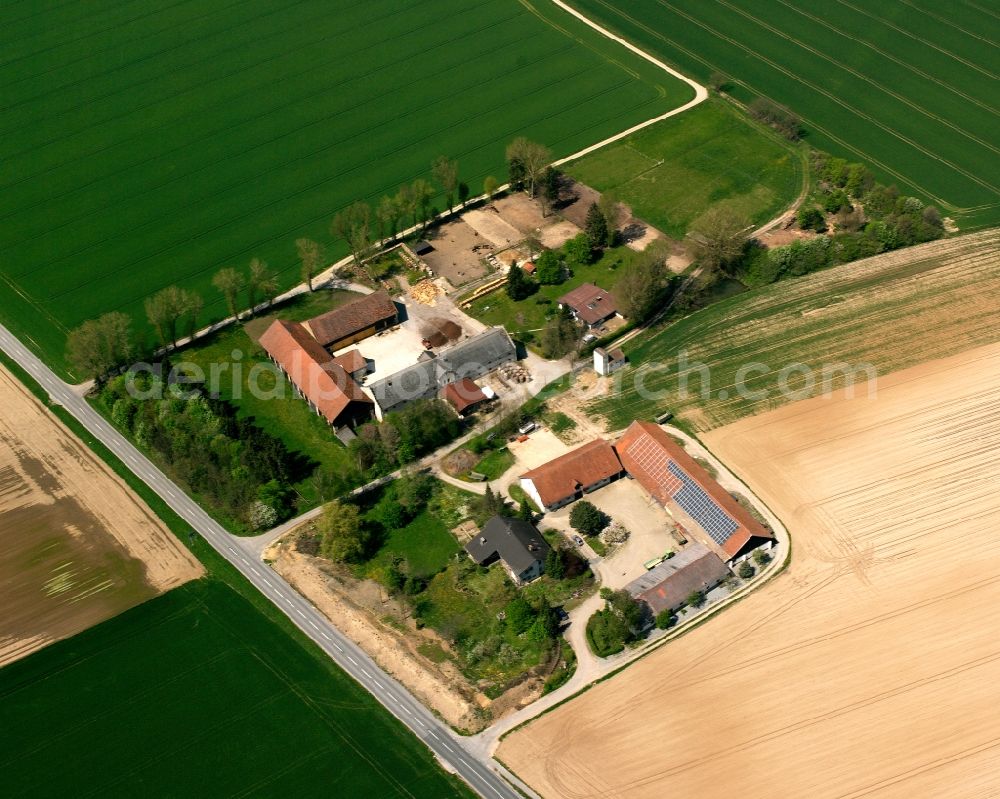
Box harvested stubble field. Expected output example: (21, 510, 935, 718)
(0, 364, 202, 666)
(501, 341, 1000, 798)
(589, 229, 1000, 430)
(0, 0, 691, 373)
(566, 0, 1000, 227)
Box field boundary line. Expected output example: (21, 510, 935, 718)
(544, 0, 708, 167)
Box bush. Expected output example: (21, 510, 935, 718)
(748, 97, 801, 140)
(569, 501, 609, 536)
(738, 561, 755, 579)
(797, 206, 826, 232)
(586, 589, 646, 657)
(753, 549, 771, 567)
(685, 590, 706, 609)
(655, 609, 677, 630)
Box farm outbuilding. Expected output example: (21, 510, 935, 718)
(304, 290, 399, 352)
(615, 421, 773, 563)
(259, 320, 374, 429)
(625, 544, 729, 614)
(519, 439, 625, 511)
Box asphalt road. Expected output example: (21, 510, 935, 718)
(0, 323, 523, 799)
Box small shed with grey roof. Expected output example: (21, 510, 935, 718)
(625, 543, 729, 614)
(465, 516, 551, 585)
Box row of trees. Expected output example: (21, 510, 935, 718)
(99, 373, 311, 530)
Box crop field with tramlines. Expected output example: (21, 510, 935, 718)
(566, 0, 1000, 229)
(0, 580, 473, 798)
(0, 0, 692, 374)
(587, 230, 1000, 431)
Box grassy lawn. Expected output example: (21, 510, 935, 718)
(566, 99, 802, 238)
(473, 447, 515, 480)
(545, 411, 577, 436)
(175, 288, 360, 507)
(587, 231, 1000, 431)
(0, 580, 472, 798)
(565, 0, 1000, 227)
(465, 245, 643, 343)
(362, 481, 475, 580)
(0, 0, 693, 375)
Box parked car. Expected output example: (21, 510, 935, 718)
(572, 535, 585, 547)
(518, 420, 536, 435)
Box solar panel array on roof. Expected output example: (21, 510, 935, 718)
(624, 437, 739, 547)
(666, 462, 739, 546)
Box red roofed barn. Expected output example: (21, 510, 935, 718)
(259, 320, 373, 430)
(519, 439, 625, 511)
(614, 421, 773, 561)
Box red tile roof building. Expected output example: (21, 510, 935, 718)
(441, 379, 488, 415)
(258, 320, 373, 429)
(614, 421, 773, 561)
(519, 439, 625, 511)
(303, 291, 398, 350)
(558, 282, 620, 327)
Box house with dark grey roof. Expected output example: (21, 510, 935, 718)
(368, 327, 517, 418)
(465, 516, 551, 585)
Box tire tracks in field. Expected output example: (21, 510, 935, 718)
(713, 0, 1000, 157)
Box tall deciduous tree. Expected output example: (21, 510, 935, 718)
(295, 238, 324, 291)
(247, 258, 278, 314)
(598, 192, 621, 246)
(483, 175, 499, 204)
(317, 500, 367, 562)
(376, 196, 399, 245)
(431, 156, 459, 214)
(212, 267, 244, 319)
(410, 179, 433, 230)
(331, 201, 374, 267)
(395, 184, 416, 231)
(688, 206, 752, 274)
(144, 285, 201, 347)
(505, 137, 551, 197)
(66, 311, 135, 382)
(615, 240, 670, 322)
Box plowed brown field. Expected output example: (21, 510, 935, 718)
(500, 341, 1000, 798)
(0, 365, 202, 665)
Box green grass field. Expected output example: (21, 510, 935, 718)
(0, 0, 692, 374)
(0, 579, 472, 798)
(566, 99, 803, 237)
(588, 230, 1000, 430)
(566, 0, 1000, 228)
